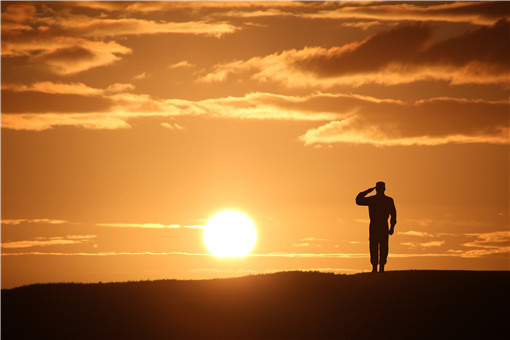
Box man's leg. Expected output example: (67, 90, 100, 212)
(369, 236, 378, 272)
(379, 234, 389, 272)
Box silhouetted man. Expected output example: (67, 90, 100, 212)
(356, 182, 396, 273)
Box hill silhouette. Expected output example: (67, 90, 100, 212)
(2, 270, 509, 339)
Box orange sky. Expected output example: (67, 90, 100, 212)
(1, 1, 509, 288)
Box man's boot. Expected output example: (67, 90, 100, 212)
(379, 264, 385, 272)
(372, 265, 377, 273)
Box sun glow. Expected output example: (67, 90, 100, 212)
(204, 210, 257, 257)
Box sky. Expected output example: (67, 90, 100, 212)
(1, 1, 509, 288)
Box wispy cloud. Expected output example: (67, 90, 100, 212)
(251, 253, 369, 259)
(3, 88, 507, 147)
(28, 41, 132, 75)
(1, 235, 96, 249)
(200, 19, 510, 87)
(168, 60, 195, 69)
(96, 223, 204, 229)
(1, 112, 132, 131)
(464, 231, 510, 246)
(1, 251, 209, 256)
(250, 252, 461, 258)
(401, 241, 446, 248)
(398, 231, 434, 237)
(212, 2, 509, 26)
(299, 97, 509, 147)
(291, 243, 311, 248)
(296, 2, 509, 26)
(300, 237, 330, 242)
(3, 248, 507, 259)
(64, 235, 96, 240)
(1, 218, 69, 225)
(161, 122, 184, 130)
(447, 246, 510, 258)
(2, 82, 133, 95)
(1, 91, 342, 131)
(133, 72, 149, 80)
(120, 1, 310, 13)
(1, 3, 238, 74)
(396, 230, 510, 257)
(55, 18, 236, 39)
(292, 237, 331, 248)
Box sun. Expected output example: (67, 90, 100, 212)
(203, 210, 257, 257)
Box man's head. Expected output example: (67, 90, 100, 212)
(375, 181, 386, 194)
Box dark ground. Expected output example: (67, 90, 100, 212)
(2, 270, 509, 339)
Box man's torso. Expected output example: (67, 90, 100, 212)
(366, 195, 394, 225)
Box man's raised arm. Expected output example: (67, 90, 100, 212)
(356, 187, 374, 206)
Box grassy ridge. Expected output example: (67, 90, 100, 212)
(2, 270, 509, 339)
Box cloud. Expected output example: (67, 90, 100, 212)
(64, 234, 97, 240)
(300, 237, 329, 242)
(3, 247, 508, 259)
(2, 239, 78, 249)
(121, 1, 310, 13)
(133, 72, 149, 80)
(304, 2, 509, 26)
(1, 4, 239, 38)
(251, 253, 370, 259)
(292, 237, 331, 247)
(1, 34, 133, 74)
(254, 249, 510, 259)
(448, 246, 510, 258)
(397, 231, 509, 258)
(161, 122, 184, 130)
(299, 97, 509, 146)
(67, 1, 123, 12)
(3, 89, 507, 147)
(1, 91, 342, 131)
(2, 81, 133, 96)
(1, 251, 209, 256)
(29, 41, 132, 75)
(1, 218, 69, 225)
(398, 231, 434, 237)
(168, 60, 195, 69)
(3, 83, 508, 146)
(291, 243, 311, 248)
(1, 235, 96, 249)
(339, 21, 381, 31)
(96, 223, 203, 229)
(200, 19, 510, 87)
(1, 3, 238, 74)
(402, 241, 445, 248)
(250, 252, 463, 258)
(1, 3, 37, 23)
(217, 1, 509, 26)
(1, 113, 132, 131)
(62, 19, 236, 38)
(82, 1, 502, 30)
(463, 231, 510, 249)
(65, 1, 309, 14)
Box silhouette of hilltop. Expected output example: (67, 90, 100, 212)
(2, 270, 509, 339)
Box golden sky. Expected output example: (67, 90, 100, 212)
(1, 1, 509, 288)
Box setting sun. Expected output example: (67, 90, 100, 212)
(204, 211, 257, 257)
